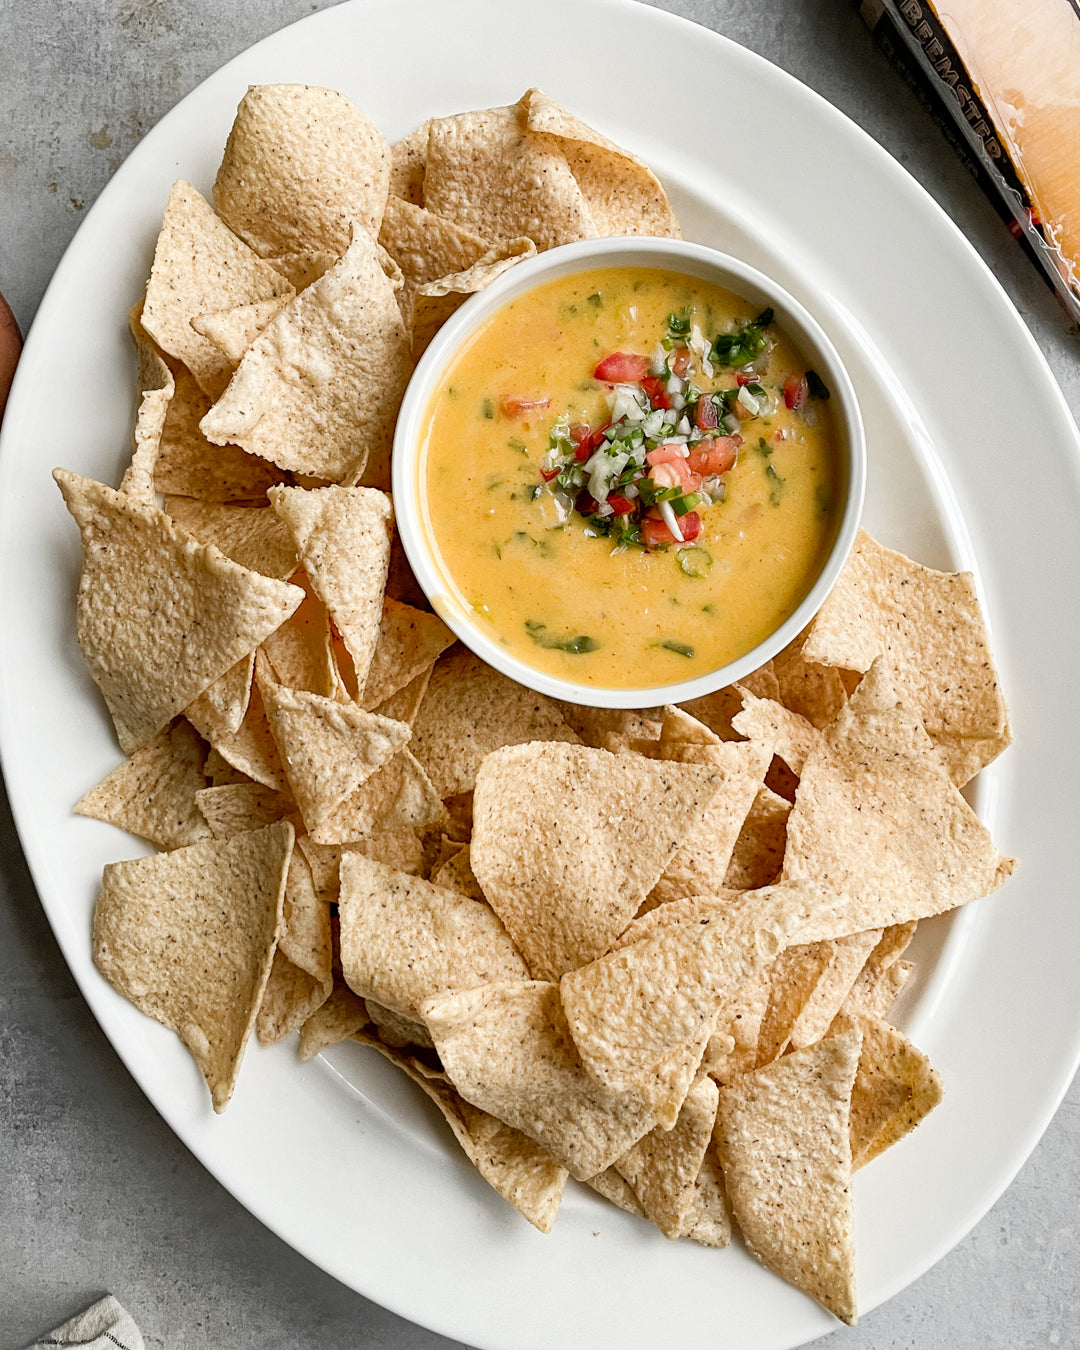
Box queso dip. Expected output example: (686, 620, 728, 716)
(420, 266, 841, 689)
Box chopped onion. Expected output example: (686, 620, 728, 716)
(658, 497, 685, 543)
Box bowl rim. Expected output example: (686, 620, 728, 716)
(391, 235, 866, 710)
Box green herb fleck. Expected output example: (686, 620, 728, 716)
(508, 436, 527, 454)
(765, 462, 784, 506)
(525, 620, 598, 654)
(659, 639, 695, 658)
(756, 437, 773, 459)
(481, 397, 495, 419)
(588, 292, 603, 308)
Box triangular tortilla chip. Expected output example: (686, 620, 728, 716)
(258, 667, 411, 832)
(559, 882, 831, 1111)
(715, 1029, 862, 1324)
(782, 658, 1016, 932)
(378, 195, 492, 324)
(184, 652, 256, 742)
(723, 785, 791, 891)
(307, 746, 445, 845)
(54, 470, 303, 753)
(421, 980, 661, 1181)
(153, 362, 290, 503)
(410, 646, 580, 798)
(92, 820, 294, 1111)
(615, 1075, 719, 1238)
(368, 665, 432, 726)
(422, 98, 596, 250)
(164, 498, 299, 579)
(200, 228, 411, 484)
(269, 484, 392, 689)
(360, 597, 455, 710)
(297, 981, 371, 1060)
(522, 88, 681, 238)
(74, 719, 210, 850)
(256, 847, 333, 1044)
(185, 652, 287, 789)
(389, 120, 430, 206)
(120, 305, 175, 506)
(360, 1033, 568, 1232)
(471, 742, 723, 979)
(190, 296, 293, 369)
(844, 1012, 943, 1169)
(410, 237, 537, 356)
(800, 529, 1011, 784)
(265, 249, 338, 292)
(259, 570, 337, 698)
(338, 853, 528, 1021)
(196, 781, 295, 837)
(141, 180, 294, 398)
(214, 84, 391, 257)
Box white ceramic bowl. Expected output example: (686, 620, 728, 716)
(392, 236, 866, 708)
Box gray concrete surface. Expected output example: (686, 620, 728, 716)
(2, 1, 1078, 1347)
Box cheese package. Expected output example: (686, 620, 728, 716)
(861, 0, 1080, 327)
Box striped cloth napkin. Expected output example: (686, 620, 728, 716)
(24, 1297, 143, 1350)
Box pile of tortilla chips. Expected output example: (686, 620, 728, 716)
(55, 83, 1015, 1327)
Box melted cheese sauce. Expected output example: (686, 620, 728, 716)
(420, 267, 841, 690)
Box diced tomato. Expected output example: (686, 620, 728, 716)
(687, 436, 739, 477)
(641, 508, 703, 549)
(783, 372, 809, 411)
(646, 443, 686, 467)
(540, 466, 560, 482)
(735, 371, 758, 387)
(640, 375, 672, 409)
(606, 493, 634, 515)
(593, 352, 650, 383)
(575, 489, 599, 516)
(571, 421, 610, 462)
(694, 395, 719, 431)
(640, 511, 676, 549)
(671, 347, 692, 377)
(500, 394, 551, 418)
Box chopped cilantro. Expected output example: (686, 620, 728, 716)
(525, 620, 598, 654)
(588, 292, 603, 308)
(480, 397, 494, 419)
(507, 436, 527, 453)
(659, 639, 695, 658)
(766, 462, 784, 506)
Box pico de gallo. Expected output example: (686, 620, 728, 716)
(534, 307, 829, 552)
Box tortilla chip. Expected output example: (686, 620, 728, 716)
(771, 630, 848, 729)
(365, 999, 434, 1050)
(141, 180, 294, 399)
(843, 1012, 943, 1169)
(368, 665, 432, 726)
(782, 658, 1016, 933)
(190, 296, 293, 368)
(421, 980, 661, 1181)
(307, 746, 444, 846)
(74, 719, 210, 850)
(389, 120, 430, 206)
(214, 84, 391, 256)
(256, 846, 333, 1044)
(163, 498, 299, 579)
(258, 666, 411, 832)
(200, 229, 411, 484)
(703, 964, 775, 1082)
(360, 598, 455, 710)
(121, 309, 175, 506)
(269, 484, 392, 689)
(678, 662, 780, 739)
(646, 737, 772, 906)
(54, 470, 303, 753)
(522, 89, 681, 238)
(378, 195, 492, 322)
(715, 1028, 862, 1324)
(153, 363, 290, 503)
(410, 646, 580, 798)
(423, 99, 596, 250)
(186, 653, 287, 789)
(679, 1147, 732, 1247)
(429, 842, 486, 902)
(799, 530, 1011, 784)
(410, 237, 537, 356)
(756, 929, 882, 1065)
(731, 691, 823, 778)
(723, 786, 791, 890)
(183, 651, 256, 743)
(471, 742, 723, 980)
(259, 571, 337, 698)
(559, 883, 829, 1115)
(338, 853, 528, 1022)
(265, 249, 338, 292)
(362, 1034, 568, 1231)
(92, 820, 294, 1110)
(297, 981, 371, 1060)
(615, 1075, 719, 1238)
(557, 703, 663, 754)
(195, 781, 295, 836)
